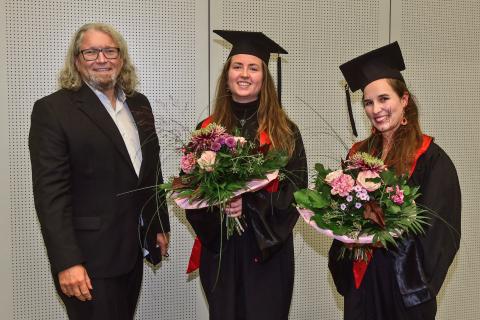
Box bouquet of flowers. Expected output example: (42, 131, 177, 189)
(160, 122, 288, 237)
(294, 152, 427, 260)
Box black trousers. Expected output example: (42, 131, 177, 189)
(53, 256, 144, 320)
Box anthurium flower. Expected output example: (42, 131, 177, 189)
(356, 170, 381, 192)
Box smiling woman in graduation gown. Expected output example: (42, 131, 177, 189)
(328, 42, 461, 320)
(185, 30, 308, 320)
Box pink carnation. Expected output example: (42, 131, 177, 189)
(328, 172, 355, 197)
(391, 185, 405, 205)
(180, 153, 196, 174)
(356, 170, 381, 192)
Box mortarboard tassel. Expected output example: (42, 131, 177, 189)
(345, 84, 358, 137)
(277, 56, 282, 105)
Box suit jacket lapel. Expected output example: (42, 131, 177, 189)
(128, 101, 154, 184)
(74, 84, 137, 177)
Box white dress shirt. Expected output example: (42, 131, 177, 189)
(88, 85, 143, 177)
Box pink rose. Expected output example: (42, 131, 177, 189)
(356, 170, 381, 192)
(325, 170, 343, 185)
(180, 153, 196, 174)
(197, 150, 216, 172)
(329, 173, 355, 197)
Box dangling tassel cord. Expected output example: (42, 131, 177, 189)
(277, 56, 282, 105)
(345, 84, 358, 137)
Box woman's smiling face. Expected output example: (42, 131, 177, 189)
(227, 54, 263, 103)
(363, 78, 408, 136)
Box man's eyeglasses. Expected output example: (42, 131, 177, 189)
(79, 47, 120, 61)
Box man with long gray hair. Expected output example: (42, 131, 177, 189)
(29, 23, 170, 319)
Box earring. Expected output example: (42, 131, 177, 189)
(401, 117, 408, 125)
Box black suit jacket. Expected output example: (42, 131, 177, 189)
(29, 83, 169, 277)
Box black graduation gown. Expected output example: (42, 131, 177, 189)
(328, 141, 461, 320)
(186, 99, 308, 320)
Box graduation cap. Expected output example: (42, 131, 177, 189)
(339, 41, 406, 136)
(213, 30, 288, 103)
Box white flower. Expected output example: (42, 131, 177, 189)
(197, 151, 216, 172)
(233, 136, 247, 146)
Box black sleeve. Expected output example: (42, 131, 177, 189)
(412, 144, 461, 292)
(243, 125, 308, 260)
(328, 240, 353, 296)
(141, 95, 170, 234)
(29, 98, 84, 274)
(186, 207, 224, 253)
(392, 143, 461, 306)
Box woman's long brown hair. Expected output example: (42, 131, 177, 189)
(356, 79, 423, 175)
(210, 57, 295, 157)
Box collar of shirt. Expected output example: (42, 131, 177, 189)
(86, 83, 127, 115)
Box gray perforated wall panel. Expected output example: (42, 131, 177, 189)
(3, 0, 208, 319)
(2, 0, 479, 319)
(393, 0, 480, 319)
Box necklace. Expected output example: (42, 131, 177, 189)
(233, 110, 258, 127)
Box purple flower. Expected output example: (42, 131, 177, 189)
(211, 142, 222, 152)
(188, 123, 226, 153)
(359, 193, 370, 201)
(355, 202, 362, 209)
(225, 136, 237, 149)
(340, 203, 347, 211)
(353, 185, 363, 192)
(346, 195, 353, 202)
(215, 136, 225, 145)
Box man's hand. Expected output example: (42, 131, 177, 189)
(156, 232, 170, 257)
(58, 264, 93, 301)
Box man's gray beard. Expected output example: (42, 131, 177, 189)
(86, 74, 117, 92)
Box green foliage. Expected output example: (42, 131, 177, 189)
(161, 141, 288, 207)
(295, 152, 427, 260)
(294, 189, 329, 209)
